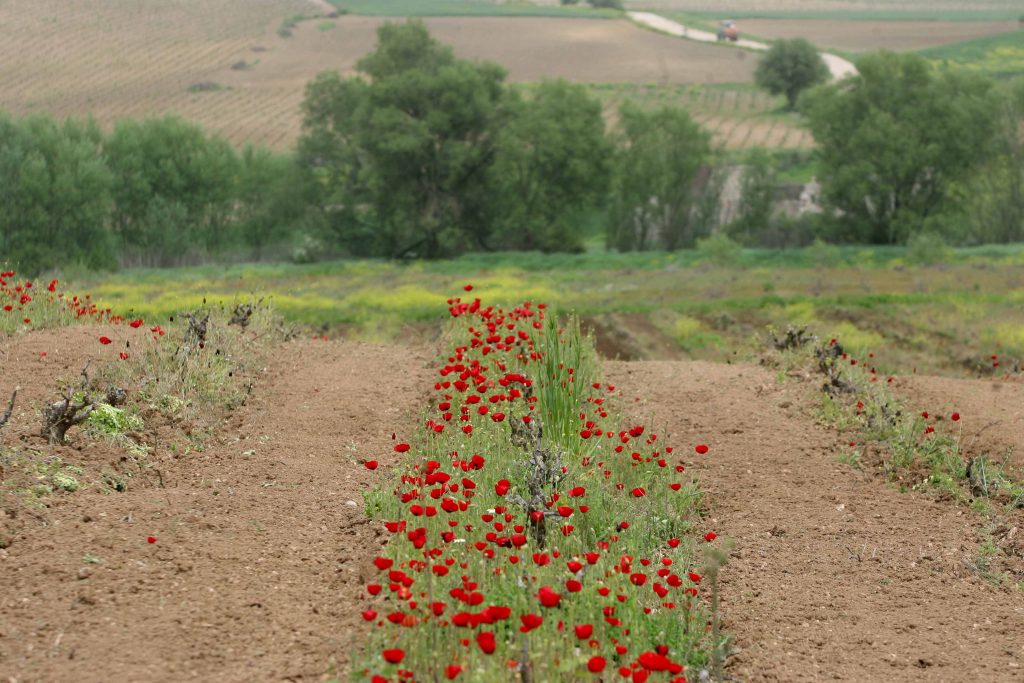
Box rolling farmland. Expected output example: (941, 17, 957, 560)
(736, 18, 1021, 52)
(0, 0, 311, 148)
(0, 0, 1016, 151)
(591, 83, 811, 149)
(0, 2, 759, 150)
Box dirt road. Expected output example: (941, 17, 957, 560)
(629, 11, 858, 80)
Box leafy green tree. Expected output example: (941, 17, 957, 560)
(607, 105, 712, 251)
(953, 78, 1024, 244)
(0, 114, 114, 276)
(236, 147, 316, 259)
(490, 80, 611, 252)
(300, 21, 508, 258)
(104, 116, 239, 265)
(728, 149, 778, 245)
(802, 52, 997, 244)
(755, 38, 829, 110)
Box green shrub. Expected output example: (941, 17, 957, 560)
(906, 231, 952, 266)
(696, 233, 742, 266)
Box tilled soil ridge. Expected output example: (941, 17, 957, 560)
(606, 360, 1024, 682)
(0, 336, 431, 682)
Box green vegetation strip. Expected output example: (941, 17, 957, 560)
(919, 30, 1024, 79)
(681, 9, 1024, 21)
(61, 244, 1024, 376)
(330, 0, 619, 18)
(355, 294, 722, 680)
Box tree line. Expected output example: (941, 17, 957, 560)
(1, 22, 1022, 276)
(0, 114, 316, 275)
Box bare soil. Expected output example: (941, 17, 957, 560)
(607, 360, 1024, 682)
(739, 19, 1020, 52)
(0, 329, 431, 681)
(4, 330, 1024, 681)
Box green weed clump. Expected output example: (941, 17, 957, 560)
(99, 300, 285, 431)
(801, 336, 1024, 510)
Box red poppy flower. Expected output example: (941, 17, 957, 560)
(695, 444, 709, 454)
(382, 648, 405, 664)
(395, 443, 410, 453)
(519, 613, 543, 632)
(476, 631, 496, 654)
(951, 412, 960, 422)
(146, 536, 157, 544)
(445, 665, 462, 680)
(364, 460, 379, 470)
(704, 532, 717, 542)
(575, 624, 593, 639)
(537, 586, 561, 607)
(495, 480, 510, 496)
(587, 656, 606, 673)
(129, 319, 143, 328)
(99, 336, 112, 345)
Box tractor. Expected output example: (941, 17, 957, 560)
(717, 20, 739, 42)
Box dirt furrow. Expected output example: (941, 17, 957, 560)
(0, 336, 431, 682)
(605, 360, 1024, 682)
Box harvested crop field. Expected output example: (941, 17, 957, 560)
(739, 19, 1021, 52)
(0, 0, 311, 148)
(215, 16, 758, 146)
(0, 1, 757, 150)
(593, 83, 812, 149)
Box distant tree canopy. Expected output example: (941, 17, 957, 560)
(0, 113, 314, 276)
(301, 22, 508, 259)
(802, 51, 998, 244)
(105, 117, 240, 265)
(754, 38, 829, 110)
(0, 115, 114, 276)
(5, 24, 1024, 277)
(949, 78, 1024, 244)
(490, 80, 612, 252)
(299, 21, 617, 258)
(607, 105, 712, 251)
